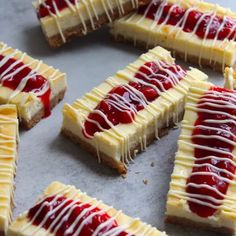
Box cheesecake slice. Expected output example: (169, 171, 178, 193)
(166, 81, 236, 233)
(111, 0, 236, 72)
(0, 42, 67, 129)
(33, 0, 150, 48)
(61, 46, 207, 174)
(224, 67, 236, 89)
(0, 105, 18, 236)
(7, 181, 167, 236)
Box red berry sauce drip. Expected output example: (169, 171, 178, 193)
(138, 1, 236, 41)
(0, 55, 51, 117)
(186, 87, 236, 218)
(83, 61, 186, 138)
(37, 0, 76, 18)
(28, 195, 130, 236)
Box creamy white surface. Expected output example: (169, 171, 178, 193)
(111, 0, 236, 70)
(34, 0, 140, 41)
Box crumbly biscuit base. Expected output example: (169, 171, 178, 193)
(113, 34, 232, 72)
(61, 109, 184, 175)
(166, 216, 234, 235)
(21, 89, 66, 129)
(45, 0, 150, 48)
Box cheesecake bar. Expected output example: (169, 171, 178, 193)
(0, 42, 67, 129)
(0, 105, 18, 236)
(111, 0, 236, 72)
(7, 181, 166, 236)
(61, 46, 207, 174)
(224, 67, 236, 90)
(166, 81, 236, 233)
(33, 0, 151, 48)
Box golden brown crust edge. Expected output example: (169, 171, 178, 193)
(45, 0, 150, 48)
(166, 215, 234, 235)
(21, 89, 66, 129)
(112, 34, 232, 73)
(61, 128, 127, 174)
(61, 109, 184, 175)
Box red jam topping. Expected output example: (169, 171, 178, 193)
(138, 1, 236, 41)
(0, 55, 51, 117)
(83, 61, 186, 138)
(28, 195, 129, 236)
(186, 87, 236, 217)
(37, 0, 76, 18)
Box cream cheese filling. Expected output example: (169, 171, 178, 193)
(0, 42, 67, 122)
(0, 105, 18, 234)
(62, 46, 207, 167)
(33, 0, 140, 41)
(224, 67, 236, 90)
(8, 182, 166, 236)
(166, 81, 236, 230)
(111, 0, 236, 70)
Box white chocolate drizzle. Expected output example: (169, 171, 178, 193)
(116, 0, 236, 70)
(19, 183, 162, 235)
(169, 87, 236, 214)
(77, 53, 188, 167)
(36, 0, 140, 42)
(0, 42, 65, 113)
(224, 67, 236, 90)
(0, 106, 18, 232)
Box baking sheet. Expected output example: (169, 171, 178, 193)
(1, 0, 235, 235)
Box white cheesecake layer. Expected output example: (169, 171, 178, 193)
(111, 0, 236, 70)
(8, 182, 166, 236)
(0, 105, 18, 234)
(33, 0, 141, 40)
(62, 46, 208, 169)
(224, 67, 236, 90)
(0, 42, 67, 123)
(166, 81, 236, 231)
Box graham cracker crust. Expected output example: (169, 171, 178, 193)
(61, 128, 127, 174)
(166, 215, 234, 235)
(21, 89, 66, 129)
(45, 0, 150, 48)
(61, 110, 184, 175)
(112, 34, 230, 73)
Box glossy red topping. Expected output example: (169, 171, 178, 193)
(186, 87, 236, 217)
(83, 61, 186, 138)
(37, 0, 76, 18)
(138, 1, 236, 41)
(28, 195, 129, 236)
(0, 55, 51, 117)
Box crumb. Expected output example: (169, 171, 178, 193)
(143, 179, 148, 185)
(173, 122, 180, 129)
(121, 173, 127, 179)
(151, 162, 155, 167)
(135, 171, 141, 174)
(168, 157, 174, 164)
